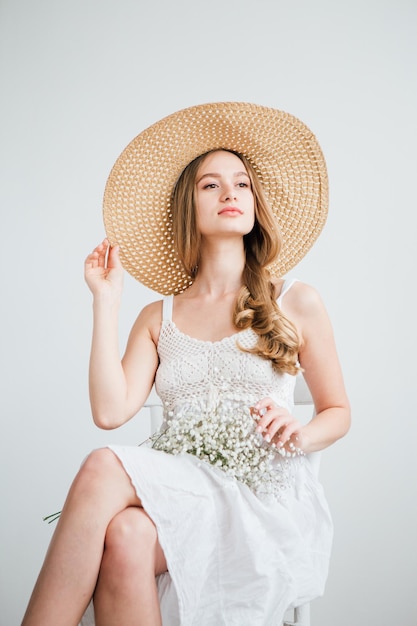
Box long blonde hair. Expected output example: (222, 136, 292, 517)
(171, 149, 300, 374)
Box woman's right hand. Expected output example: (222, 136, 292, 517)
(84, 238, 124, 298)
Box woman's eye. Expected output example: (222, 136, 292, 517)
(203, 183, 217, 189)
(237, 182, 249, 188)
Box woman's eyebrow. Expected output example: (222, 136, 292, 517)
(196, 171, 250, 183)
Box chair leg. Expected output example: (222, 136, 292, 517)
(283, 603, 310, 626)
(294, 603, 310, 625)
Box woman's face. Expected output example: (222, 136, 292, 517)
(194, 150, 255, 239)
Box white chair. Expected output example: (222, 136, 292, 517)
(145, 374, 318, 626)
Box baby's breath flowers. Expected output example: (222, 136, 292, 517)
(149, 397, 303, 500)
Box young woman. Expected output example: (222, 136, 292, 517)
(22, 103, 350, 626)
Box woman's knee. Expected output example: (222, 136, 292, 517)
(105, 507, 157, 559)
(101, 507, 163, 579)
(95, 508, 166, 604)
(80, 447, 120, 478)
(71, 448, 137, 505)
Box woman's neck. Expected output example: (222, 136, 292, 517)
(188, 239, 245, 298)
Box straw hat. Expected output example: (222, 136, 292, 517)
(103, 102, 328, 295)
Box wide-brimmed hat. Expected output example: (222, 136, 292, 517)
(103, 102, 328, 295)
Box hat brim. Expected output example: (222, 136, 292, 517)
(103, 102, 328, 295)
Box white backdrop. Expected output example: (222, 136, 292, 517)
(1, 0, 416, 624)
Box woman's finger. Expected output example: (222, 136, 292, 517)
(107, 244, 121, 269)
(252, 404, 288, 435)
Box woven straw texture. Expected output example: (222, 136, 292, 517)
(103, 102, 328, 295)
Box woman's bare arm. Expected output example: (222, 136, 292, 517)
(287, 281, 351, 452)
(85, 240, 160, 429)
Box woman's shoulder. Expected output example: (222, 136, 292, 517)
(276, 280, 330, 348)
(130, 299, 164, 344)
(275, 279, 326, 318)
(134, 299, 163, 322)
(142, 298, 164, 316)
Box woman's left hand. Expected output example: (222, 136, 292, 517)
(250, 398, 305, 456)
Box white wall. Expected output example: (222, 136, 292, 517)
(1, 0, 416, 624)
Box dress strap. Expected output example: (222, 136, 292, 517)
(162, 295, 174, 321)
(277, 278, 298, 307)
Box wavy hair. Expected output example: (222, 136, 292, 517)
(171, 149, 300, 374)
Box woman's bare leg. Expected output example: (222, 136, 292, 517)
(93, 507, 167, 626)
(21, 449, 142, 626)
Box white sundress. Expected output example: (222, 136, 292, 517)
(81, 279, 333, 626)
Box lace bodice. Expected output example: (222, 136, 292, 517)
(155, 280, 298, 417)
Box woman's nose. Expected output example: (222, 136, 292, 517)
(221, 186, 237, 201)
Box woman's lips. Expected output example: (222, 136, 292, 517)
(218, 207, 243, 215)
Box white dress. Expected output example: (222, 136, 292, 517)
(81, 279, 333, 626)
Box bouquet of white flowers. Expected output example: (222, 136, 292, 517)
(149, 397, 300, 500)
